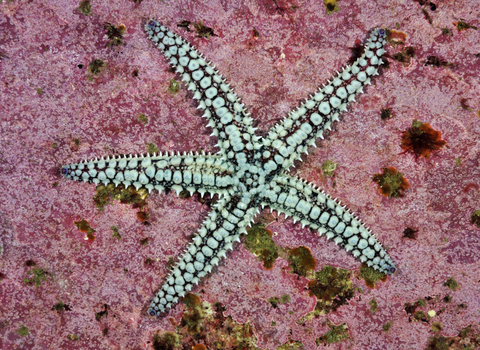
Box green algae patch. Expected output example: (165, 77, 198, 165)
(426, 324, 480, 350)
(87, 59, 105, 76)
(470, 210, 480, 228)
(180, 294, 205, 334)
(52, 301, 71, 313)
(288, 246, 316, 277)
(17, 324, 29, 337)
(152, 299, 260, 349)
(104, 23, 126, 47)
(443, 277, 459, 291)
(147, 142, 160, 154)
(138, 113, 148, 125)
(23, 267, 50, 288)
(307, 265, 355, 315)
(93, 183, 148, 211)
(192, 21, 215, 38)
(383, 321, 392, 332)
(181, 294, 202, 324)
(454, 19, 478, 31)
(414, 310, 426, 321)
(178, 20, 216, 38)
(168, 79, 180, 95)
(372, 167, 410, 198)
(179, 189, 191, 199)
(323, 0, 340, 15)
(316, 320, 349, 345)
(321, 159, 337, 179)
(67, 334, 79, 341)
(152, 331, 179, 350)
(95, 304, 109, 322)
(369, 297, 378, 313)
(359, 263, 387, 288)
(268, 294, 290, 308)
(111, 226, 121, 240)
(78, 0, 91, 15)
(392, 46, 415, 67)
(277, 340, 304, 349)
(403, 299, 440, 323)
(431, 322, 443, 332)
(244, 224, 279, 269)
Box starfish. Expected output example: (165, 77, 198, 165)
(61, 21, 396, 317)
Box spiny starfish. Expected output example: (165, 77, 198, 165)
(61, 21, 396, 317)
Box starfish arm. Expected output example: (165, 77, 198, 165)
(61, 152, 235, 196)
(144, 20, 259, 166)
(260, 173, 396, 274)
(261, 28, 387, 176)
(147, 193, 258, 316)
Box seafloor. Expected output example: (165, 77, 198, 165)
(1, 0, 479, 349)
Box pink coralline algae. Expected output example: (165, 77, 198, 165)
(1, 0, 480, 349)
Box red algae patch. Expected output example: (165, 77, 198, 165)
(74, 219, 96, 241)
(372, 167, 410, 198)
(400, 119, 446, 159)
(193, 344, 207, 350)
(387, 29, 407, 44)
(136, 211, 149, 222)
(288, 246, 317, 277)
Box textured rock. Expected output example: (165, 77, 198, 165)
(0, 0, 479, 349)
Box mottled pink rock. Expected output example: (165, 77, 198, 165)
(1, 0, 479, 349)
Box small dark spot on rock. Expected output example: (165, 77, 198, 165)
(380, 108, 393, 120)
(25, 260, 36, 267)
(139, 237, 150, 246)
(402, 227, 418, 239)
(95, 304, 109, 321)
